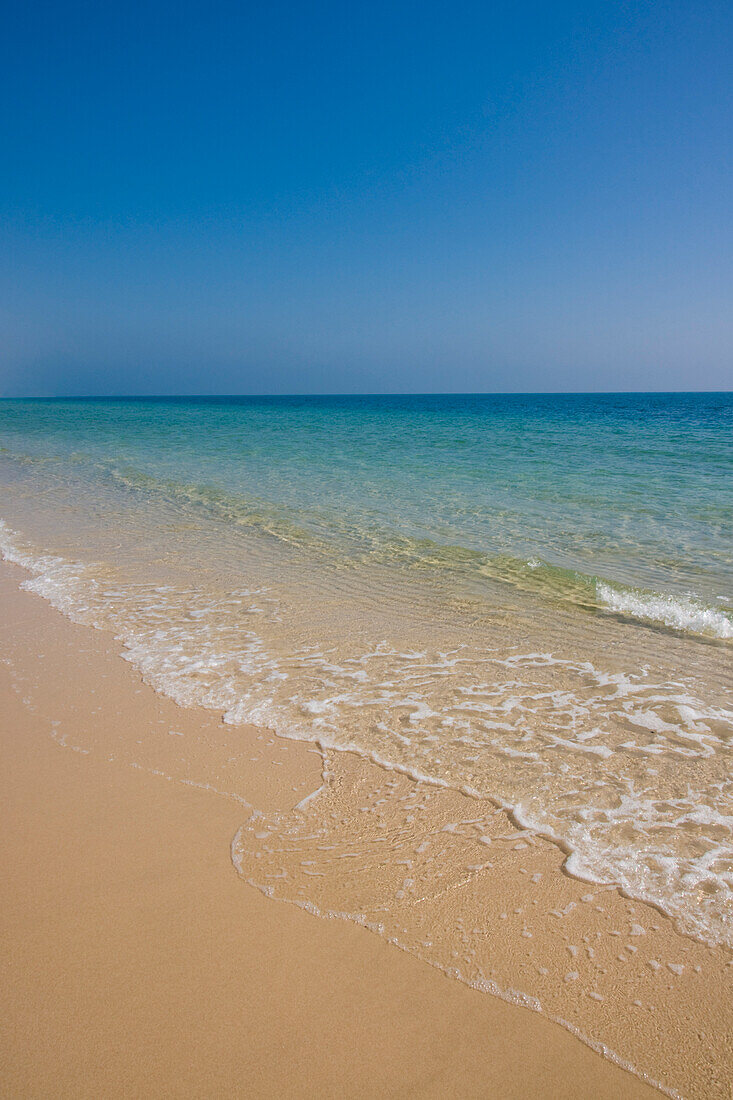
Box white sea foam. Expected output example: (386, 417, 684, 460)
(3, 516, 733, 950)
(597, 581, 733, 639)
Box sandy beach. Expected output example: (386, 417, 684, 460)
(4, 0, 731, 1092)
(0, 557, 679, 1098)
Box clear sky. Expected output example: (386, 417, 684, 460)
(1, 0, 731, 396)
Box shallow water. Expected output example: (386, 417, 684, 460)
(0, 393, 731, 951)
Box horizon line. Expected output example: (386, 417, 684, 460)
(1, 389, 731, 401)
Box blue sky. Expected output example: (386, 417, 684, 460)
(1, 0, 731, 395)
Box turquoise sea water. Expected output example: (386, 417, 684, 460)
(1, 393, 731, 613)
(1, 393, 731, 946)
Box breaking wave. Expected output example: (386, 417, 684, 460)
(597, 582, 733, 639)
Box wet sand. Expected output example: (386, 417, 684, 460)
(0, 558, 704, 1098)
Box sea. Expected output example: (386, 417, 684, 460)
(1, 392, 731, 951)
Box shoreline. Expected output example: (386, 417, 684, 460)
(0, 556, 728, 1097)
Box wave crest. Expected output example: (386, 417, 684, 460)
(597, 582, 733, 639)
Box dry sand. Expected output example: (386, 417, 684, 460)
(0, 558, 701, 1097)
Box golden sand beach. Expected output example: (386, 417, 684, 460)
(0, 557, 687, 1098)
(3, 1, 731, 1093)
(3, 553, 731, 1098)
